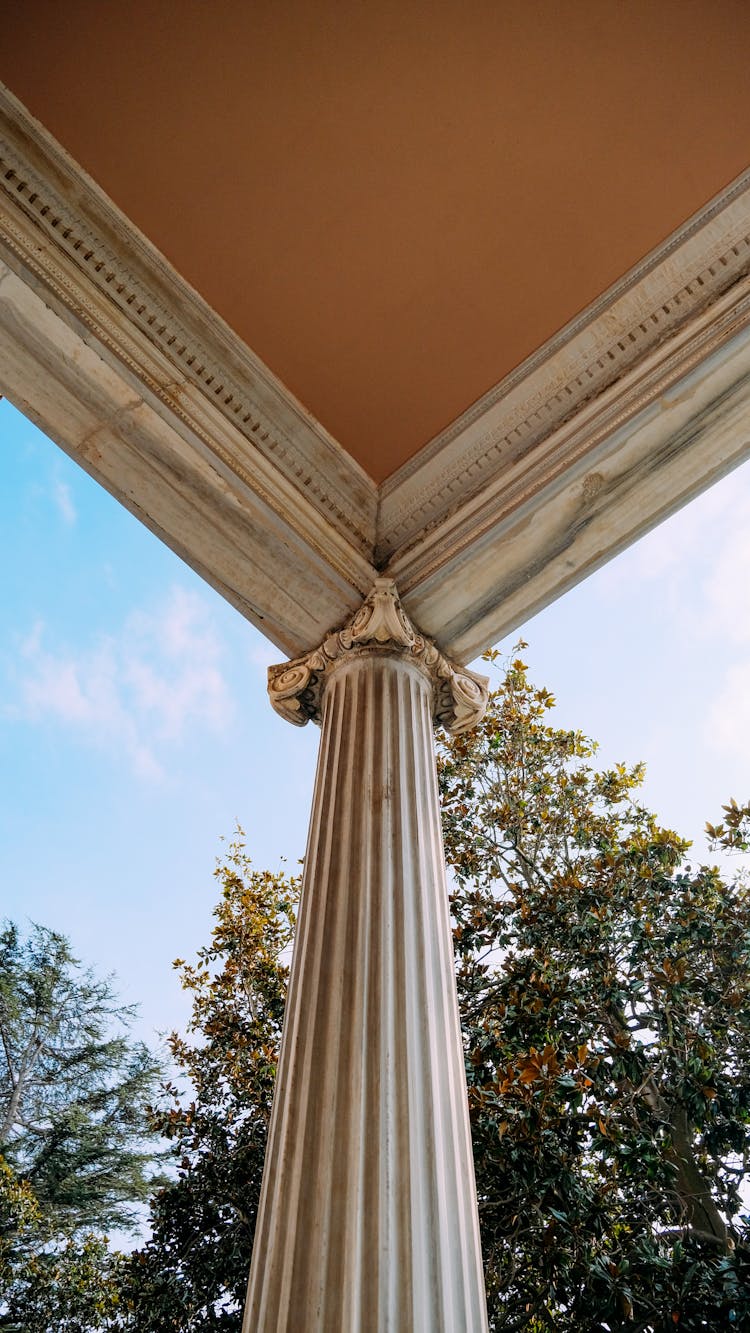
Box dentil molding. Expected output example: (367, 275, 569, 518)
(0, 84, 377, 656)
(267, 579, 489, 733)
(378, 175, 750, 559)
(0, 86, 376, 555)
(2, 81, 750, 660)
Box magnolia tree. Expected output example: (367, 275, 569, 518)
(439, 651, 750, 1330)
(123, 845, 298, 1331)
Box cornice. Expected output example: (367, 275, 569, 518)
(386, 274, 750, 593)
(0, 255, 375, 655)
(0, 84, 377, 564)
(378, 171, 750, 564)
(401, 321, 750, 662)
(2, 80, 750, 664)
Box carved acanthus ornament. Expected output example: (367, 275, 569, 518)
(268, 578, 489, 734)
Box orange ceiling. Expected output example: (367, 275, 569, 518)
(4, 0, 750, 481)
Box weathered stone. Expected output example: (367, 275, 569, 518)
(245, 585, 489, 1331)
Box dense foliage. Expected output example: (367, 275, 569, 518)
(0, 924, 163, 1330)
(123, 842, 298, 1331)
(0, 922, 164, 1236)
(439, 650, 750, 1330)
(0, 1160, 123, 1333)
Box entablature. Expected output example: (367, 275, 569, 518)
(2, 82, 750, 660)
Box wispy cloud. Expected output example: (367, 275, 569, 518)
(595, 465, 750, 767)
(9, 587, 232, 779)
(706, 660, 750, 762)
(249, 640, 280, 674)
(687, 483, 750, 760)
(53, 479, 77, 526)
(698, 504, 750, 648)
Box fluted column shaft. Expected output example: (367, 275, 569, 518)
(245, 582, 489, 1331)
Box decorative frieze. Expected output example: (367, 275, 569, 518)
(0, 83, 377, 564)
(378, 174, 750, 560)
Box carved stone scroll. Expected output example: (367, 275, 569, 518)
(267, 577, 489, 733)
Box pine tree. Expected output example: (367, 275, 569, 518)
(0, 921, 164, 1234)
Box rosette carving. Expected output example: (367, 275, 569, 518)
(268, 578, 489, 733)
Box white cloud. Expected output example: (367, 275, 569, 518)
(249, 640, 280, 674)
(705, 659, 750, 762)
(682, 475, 750, 758)
(596, 466, 750, 607)
(586, 461, 750, 769)
(53, 479, 77, 526)
(9, 587, 231, 779)
(698, 505, 750, 647)
(19, 620, 44, 659)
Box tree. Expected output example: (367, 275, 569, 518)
(123, 839, 298, 1331)
(123, 655, 750, 1331)
(0, 1153, 39, 1284)
(0, 1154, 123, 1333)
(438, 649, 750, 1330)
(0, 921, 164, 1238)
(0, 922, 166, 1330)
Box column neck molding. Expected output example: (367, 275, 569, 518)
(267, 578, 489, 734)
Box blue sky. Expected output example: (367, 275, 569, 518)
(2, 396, 749, 1052)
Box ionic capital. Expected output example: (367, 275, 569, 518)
(267, 578, 489, 734)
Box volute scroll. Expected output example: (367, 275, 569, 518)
(268, 578, 489, 734)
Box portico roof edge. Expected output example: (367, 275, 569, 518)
(2, 81, 750, 662)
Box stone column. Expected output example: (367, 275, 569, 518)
(244, 579, 489, 1332)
